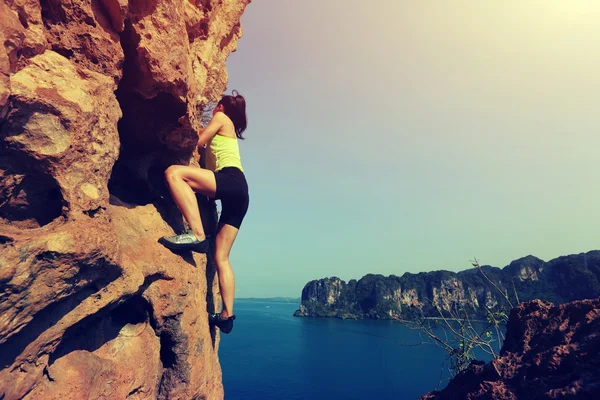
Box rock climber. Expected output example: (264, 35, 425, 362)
(158, 91, 249, 334)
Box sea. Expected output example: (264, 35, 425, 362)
(219, 300, 495, 400)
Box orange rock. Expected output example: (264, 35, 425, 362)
(0, 0, 47, 72)
(0, 0, 250, 399)
(1, 29, 10, 121)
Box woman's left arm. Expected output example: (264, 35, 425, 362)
(197, 113, 226, 147)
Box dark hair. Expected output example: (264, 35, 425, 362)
(218, 90, 247, 139)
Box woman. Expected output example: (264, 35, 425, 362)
(159, 91, 249, 334)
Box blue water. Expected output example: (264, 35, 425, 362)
(219, 301, 494, 400)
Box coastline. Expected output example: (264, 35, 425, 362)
(293, 313, 493, 324)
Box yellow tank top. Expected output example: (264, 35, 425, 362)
(206, 134, 244, 172)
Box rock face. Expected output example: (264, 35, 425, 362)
(294, 251, 600, 320)
(299, 277, 346, 306)
(419, 297, 600, 400)
(0, 1, 249, 399)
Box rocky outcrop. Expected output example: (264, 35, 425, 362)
(419, 297, 600, 400)
(294, 251, 600, 320)
(0, 0, 249, 399)
(298, 277, 346, 306)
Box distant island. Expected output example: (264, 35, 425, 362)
(238, 297, 300, 303)
(294, 250, 600, 320)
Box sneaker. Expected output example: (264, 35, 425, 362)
(158, 232, 209, 253)
(208, 313, 236, 334)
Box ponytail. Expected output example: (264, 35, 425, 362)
(218, 90, 247, 139)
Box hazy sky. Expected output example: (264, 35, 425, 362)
(224, 1, 600, 297)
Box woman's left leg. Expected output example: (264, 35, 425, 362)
(164, 165, 217, 239)
(160, 165, 217, 251)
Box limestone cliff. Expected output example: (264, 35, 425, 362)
(0, 1, 249, 399)
(294, 251, 600, 320)
(419, 297, 600, 399)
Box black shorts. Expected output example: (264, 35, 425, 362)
(213, 167, 249, 229)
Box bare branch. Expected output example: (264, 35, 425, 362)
(474, 259, 514, 309)
(512, 279, 520, 304)
(407, 257, 513, 378)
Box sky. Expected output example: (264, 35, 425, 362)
(223, 1, 600, 298)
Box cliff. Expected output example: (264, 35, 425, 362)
(0, 0, 249, 399)
(419, 297, 600, 399)
(294, 251, 600, 320)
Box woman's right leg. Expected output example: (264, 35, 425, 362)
(213, 223, 239, 318)
(164, 165, 217, 240)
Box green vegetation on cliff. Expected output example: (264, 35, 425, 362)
(294, 251, 600, 320)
